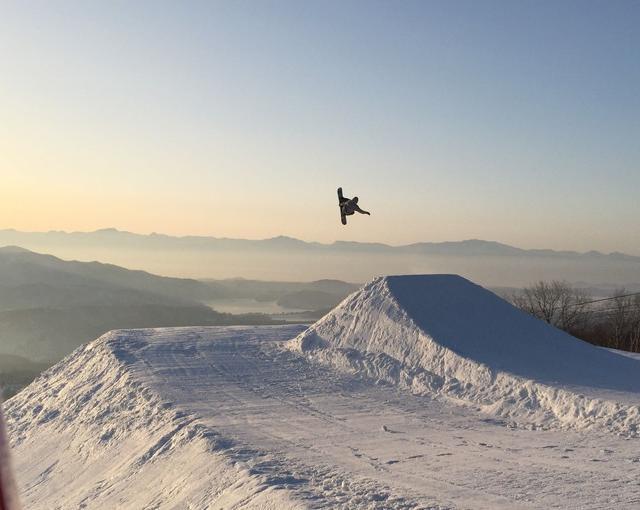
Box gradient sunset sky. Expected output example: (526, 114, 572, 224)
(2, 1, 639, 253)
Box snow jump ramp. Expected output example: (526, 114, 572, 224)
(7, 274, 640, 509)
(291, 274, 640, 434)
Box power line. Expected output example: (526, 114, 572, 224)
(518, 292, 640, 311)
(575, 304, 640, 316)
(571, 292, 640, 308)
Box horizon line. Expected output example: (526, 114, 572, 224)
(0, 226, 636, 258)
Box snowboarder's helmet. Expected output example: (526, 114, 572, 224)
(353, 196, 359, 203)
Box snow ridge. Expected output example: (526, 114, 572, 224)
(5, 330, 304, 509)
(7, 327, 444, 509)
(290, 275, 640, 435)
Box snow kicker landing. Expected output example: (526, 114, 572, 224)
(6, 276, 640, 509)
(291, 275, 640, 436)
(9, 326, 458, 510)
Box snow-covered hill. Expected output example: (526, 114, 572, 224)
(6, 275, 640, 509)
(291, 275, 640, 435)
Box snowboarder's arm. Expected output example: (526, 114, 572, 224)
(353, 204, 370, 215)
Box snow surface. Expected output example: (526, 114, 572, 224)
(291, 275, 640, 435)
(6, 274, 640, 509)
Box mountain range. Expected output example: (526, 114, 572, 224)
(0, 228, 638, 285)
(1, 227, 638, 259)
(0, 246, 357, 365)
(0, 246, 277, 363)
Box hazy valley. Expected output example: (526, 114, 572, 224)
(2, 228, 640, 286)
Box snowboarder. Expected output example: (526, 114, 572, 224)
(337, 188, 371, 225)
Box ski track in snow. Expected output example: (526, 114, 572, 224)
(5, 325, 640, 509)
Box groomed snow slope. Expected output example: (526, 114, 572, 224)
(6, 275, 640, 509)
(9, 326, 447, 510)
(290, 275, 640, 435)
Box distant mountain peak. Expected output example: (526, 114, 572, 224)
(460, 238, 512, 246)
(0, 245, 32, 253)
(268, 235, 300, 241)
(264, 235, 310, 246)
(91, 228, 136, 235)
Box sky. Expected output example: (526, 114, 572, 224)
(1, 0, 639, 253)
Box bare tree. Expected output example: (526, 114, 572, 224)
(630, 294, 640, 352)
(604, 289, 640, 351)
(608, 288, 631, 349)
(556, 284, 589, 331)
(513, 281, 640, 353)
(512, 280, 586, 330)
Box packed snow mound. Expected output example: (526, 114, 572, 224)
(9, 326, 436, 509)
(8, 323, 640, 508)
(6, 329, 307, 509)
(290, 275, 640, 435)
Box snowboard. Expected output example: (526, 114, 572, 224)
(337, 187, 347, 225)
